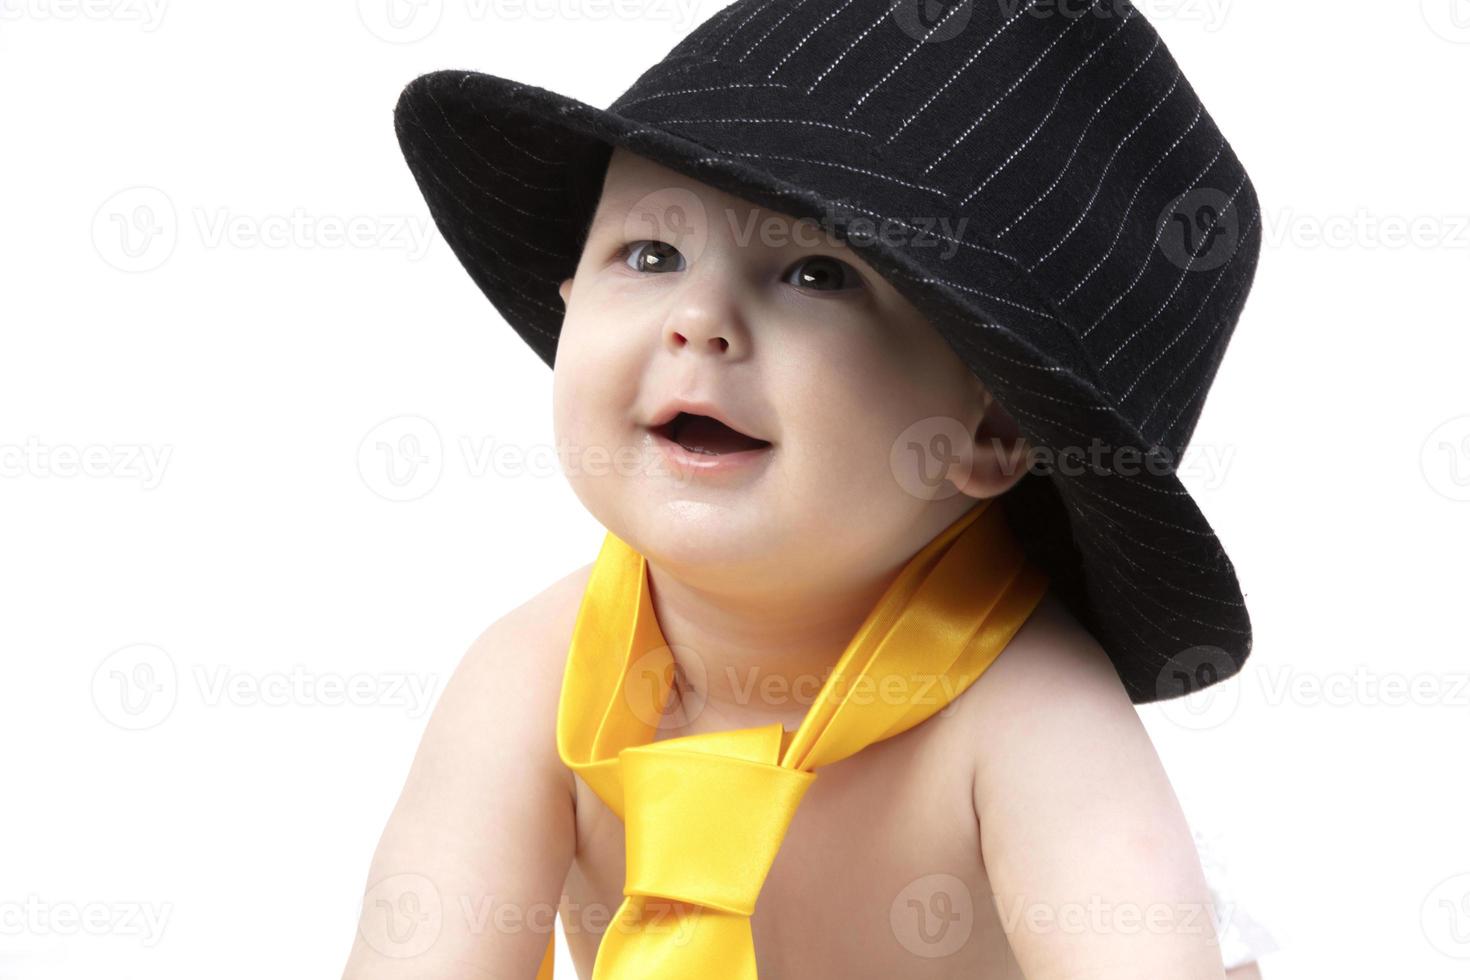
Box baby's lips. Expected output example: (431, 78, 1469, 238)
(657, 413, 772, 455)
(644, 395, 771, 444)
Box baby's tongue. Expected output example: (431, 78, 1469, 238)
(675, 415, 768, 455)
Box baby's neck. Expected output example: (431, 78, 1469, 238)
(645, 559, 895, 737)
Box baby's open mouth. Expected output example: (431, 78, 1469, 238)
(651, 412, 772, 456)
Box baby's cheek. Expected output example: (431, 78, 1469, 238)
(550, 349, 605, 450)
(783, 408, 905, 501)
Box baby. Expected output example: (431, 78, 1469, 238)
(341, 145, 1257, 979)
(346, 0, 1265, 976)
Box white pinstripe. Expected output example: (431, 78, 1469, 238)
(408, 95, 575, 247)
(796, 0, 903, 92)
(1073, 499, 1227, 575)
(1077, 575, 1179, 665)
(764, 0, 861, 84)
(657, 116, 872, 137)
(967, 364, 1112, 411)
(426, 86, 565, 195)
(1066, 474, 1217, 538)
(397, 145, 566, 325)
(1026, 65, 1183, 273)
(737, 0, 811, 63)
(844, 0, 1038, 122)
(1006, 401, 1107, 452)
(813, 197, 1021, 262)
(952, 8, 1136, 199)
(1071, 508, 1248, 608)
(1096, 167, 1248, 368)
(1122, 202, 1258, 405)
(693, 0, 744, 56)
(905, 273, 1063, 323)
(1057, 100, 1206, 306)
(615, 82, 790, 111)
(1079, 130, 1226, 340)
(710, 0, 772, 59)
(1090, 546, 1250, 638)
(1148, 206, 1262, 437)
(888, 0, 1102, 149)
(717, 149, 948, 194)
(1089, 564, 1190, 647)
(452, 80, 572, 169)
(994, 31, 1162, 239)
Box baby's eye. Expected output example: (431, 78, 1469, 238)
(623, 240, 686, 274)
(621, 241, 862, 294)
(783, 255, 862, 293)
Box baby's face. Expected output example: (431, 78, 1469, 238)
(553, 146, 1022, 585)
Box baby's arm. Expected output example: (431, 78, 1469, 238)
(340, 597, 576, 980)
(969, 609, 1228, 979)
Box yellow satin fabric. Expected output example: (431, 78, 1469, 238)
(534, 498, 1049, 979)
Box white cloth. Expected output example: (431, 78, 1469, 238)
(1192, 819, 1283, 969)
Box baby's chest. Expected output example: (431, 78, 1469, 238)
(558, 737, 1024, 979)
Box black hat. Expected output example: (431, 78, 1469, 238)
(392, 0, 1263, 704)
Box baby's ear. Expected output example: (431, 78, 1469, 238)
(558, 277, 573, 305)
(948, 390, 1033, 499)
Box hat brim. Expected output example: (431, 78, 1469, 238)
(394, 68, 1254, 705)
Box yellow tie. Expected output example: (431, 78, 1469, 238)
(534, 497, 1049, 980)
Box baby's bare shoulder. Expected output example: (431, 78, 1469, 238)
(950, 591, 1221, 973)
(342, 561, 598, 978)
(939, 587, 1161, 812)
(458, 559, 596, 747)
(947, 588, 1138, 742)
(474, 559, 595, 669)
(399, 559, 595, 806)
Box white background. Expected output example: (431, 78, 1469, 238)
(2, 0, 1468, 977)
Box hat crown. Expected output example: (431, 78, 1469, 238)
(606, 0, 1261, 458)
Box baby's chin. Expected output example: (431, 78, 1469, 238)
(604, 497, 813, 578)
(619, 496, 786, 561)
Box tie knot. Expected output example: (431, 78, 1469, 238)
(619, 733, 817, 917)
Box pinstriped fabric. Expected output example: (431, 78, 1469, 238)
(392, 0, 1263, 704)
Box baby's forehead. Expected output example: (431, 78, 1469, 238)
(595, 146, 809, 238)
